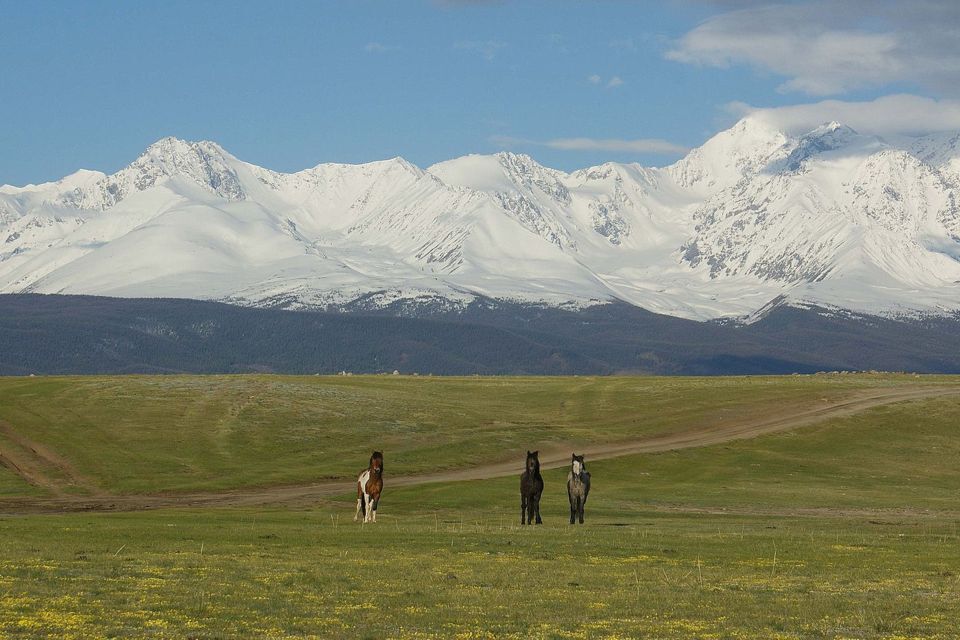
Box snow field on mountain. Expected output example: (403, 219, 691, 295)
(4, 117, 960, 320)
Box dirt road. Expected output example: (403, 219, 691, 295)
(1, 385, 957, 514)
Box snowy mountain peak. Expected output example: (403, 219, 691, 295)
(495, 150, 563, 174)
(136, 137, 239, 182)
(0, 168, 106, 196)
(908, 132, 960, 185)
(142, 135, 196, 156)
(427, 152, 576, 249)
(667, 117, 791, 193)
(55, 137, 247, 210)
(61, 168, 109, 187)
(780, 121, 866, 172)
(365, 156, 425, 178)
(429, 152, 565, 197)
(802, 121, 858, 143)
(816, 120, 852, 133)
(132, 137, 237, 178)
(5, 118, 960, 321)
(494, 150, 546, 170)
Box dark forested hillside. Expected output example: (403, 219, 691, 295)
(2, 294, 959, 375)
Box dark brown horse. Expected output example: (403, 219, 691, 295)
(520, 450, 544, 525)
(567, 453, 590, 524)
(354, 451, 384, 523)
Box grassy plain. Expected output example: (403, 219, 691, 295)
(1, 374, 959, 638)
(0, 373, 952, 494)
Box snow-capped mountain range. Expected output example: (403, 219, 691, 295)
(4, 118, 960, 321)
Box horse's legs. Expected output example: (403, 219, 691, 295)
(578, 496, 585, 524)
(569, 491, 576, 525)
(371, 494, 379, 523)
(521, 493, 528, 525)
(354, 489, 364, 522)
(533, 493, 543, 525)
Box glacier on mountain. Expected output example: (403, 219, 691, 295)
(3, 117, 960, 321)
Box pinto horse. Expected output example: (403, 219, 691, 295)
(520, 450, 544, 525)
(567, 453, 590, 524)
(354, 451, 384, 524)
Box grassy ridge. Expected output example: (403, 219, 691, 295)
(0, 374, 950, 495)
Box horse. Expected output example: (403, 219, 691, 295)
(519, 450, 544, 525)
(567, 453, 590, 524)
(354, 451, 384, 524)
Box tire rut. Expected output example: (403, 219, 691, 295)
(0, 419, 101, 496)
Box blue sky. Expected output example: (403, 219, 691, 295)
(1, 1, 957, 185)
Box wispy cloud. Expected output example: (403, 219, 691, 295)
(728, 94, 960, 136)
(666, 0, 960, 96)
(492, 135, 688, 155)
(588, 74, 624, 88)
(364, 42, 398, 54)
(454, 40, 507, 61)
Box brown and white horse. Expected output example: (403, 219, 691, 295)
(354, 451, 384, 523)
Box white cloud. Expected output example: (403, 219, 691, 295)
(492, 135, 688, 155)
(666, 0, 960, 96)
(364, 42, 397, 54)
(454, 40, 506, 61)
(728, 94, 960, 136)
(588, 74, 623, 89)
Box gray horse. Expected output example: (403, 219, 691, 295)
(567, 453, 590, 524)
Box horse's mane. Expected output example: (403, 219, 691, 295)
(526, 450, 540, 473)
(570, 454, 588, 480)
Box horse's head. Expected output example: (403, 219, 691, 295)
(571, 453, 585, 477)
(370, 451, 384, 475)
(525, 450, 540, 474)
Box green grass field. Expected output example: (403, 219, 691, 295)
(1, 374, 960, 638)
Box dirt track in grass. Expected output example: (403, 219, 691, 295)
(1, 385, 957, 515)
